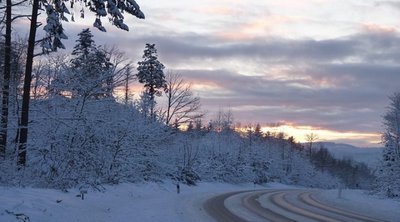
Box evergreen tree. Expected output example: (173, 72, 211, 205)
(72, 28, 96, 57)
(254, 123, 263, 138)
(377, 92, 400, 197)
(65, 29, 113, 99)
(136, 43, 166, 119)
(136, 91, 154, 119)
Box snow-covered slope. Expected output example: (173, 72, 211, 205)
(315, 142, 382, 168)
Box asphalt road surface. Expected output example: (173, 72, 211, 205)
(203, 189, 388, 222)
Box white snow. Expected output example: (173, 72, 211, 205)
(1, 182, 399, 222)
(316, 189, 400, 221)
(0, 181, 250, 222)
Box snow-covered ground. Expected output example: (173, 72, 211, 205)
(1, 182, 399, 222)
(316, 189, 400, 221)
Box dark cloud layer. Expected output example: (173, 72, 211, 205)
(123, 30, 399, 135)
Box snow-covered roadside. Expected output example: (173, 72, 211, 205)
(0, 181, 266, 222)
(1, 182, 399, 222)
(315, 189, 400, 221)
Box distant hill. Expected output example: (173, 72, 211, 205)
(313, 142, 383, 169)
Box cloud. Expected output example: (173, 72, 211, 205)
(110, 28, 399, 71)
(166, 67, 386, 133)
(152, 35, 359, 64)
(117, 29, 399, 136)
(362, 23, 397, 34)
(375, 1, 400, 10)
(192, 6, 239, 16)
(214, 14, 302, 41)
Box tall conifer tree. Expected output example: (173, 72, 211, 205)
(136, 44, 166, 120)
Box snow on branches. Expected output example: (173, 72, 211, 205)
(41, 0, 144, 52)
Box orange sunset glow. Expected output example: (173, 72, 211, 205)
(260, 124, 381, 147)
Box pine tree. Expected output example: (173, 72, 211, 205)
(71, 29, 113, 99)
(377, 92, 400, 197)
(136, 43, 166, 120)
(383, 93, 400, 156)
(254, 123, 263, 138)
(378, 136, 400, 197)
(136, 91, 154, 119)
(61, 29, 113, 99)
(72, 28, 96, 57)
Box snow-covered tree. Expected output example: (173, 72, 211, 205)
(39, 0, 145, 53)
(66, 28, 113, 99)
(0, 0, 13, 159)
(135, 91, 154, 119)
(383, 93, 400, 156)
(17, 0, 145, 167)
(209, 109, 234, 132)
(376, 92, 400, 197)
(0, 0, 31, 160)
(136, 43, 166, 120)
(0, 39, 25, 159)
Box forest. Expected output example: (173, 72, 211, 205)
(0, 28, 382, 192)
(0, 0, 399, 200)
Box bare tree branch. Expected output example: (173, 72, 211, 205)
(163, 72, 204, 127)
(0, 0, 27, 9)
(11, 14, 31, 22)
(305, 132, 319, 157)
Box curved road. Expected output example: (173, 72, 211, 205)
(204, 189, 388, 222)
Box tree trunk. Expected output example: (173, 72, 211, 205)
(149, 86, 155, 120)
(166, 87, 171, 125)
(17, 0, 40, 167)
(0, 0, 12, 159)
(124, 68, 129, 105)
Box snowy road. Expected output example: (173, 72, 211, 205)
(204, 189, 388, 222)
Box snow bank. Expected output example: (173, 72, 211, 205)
(316, 189, 400, 221)
(1, 182, 399, 222)
(0, 181, 266, 222)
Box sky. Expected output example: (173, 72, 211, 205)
(13, 0, 400, 147)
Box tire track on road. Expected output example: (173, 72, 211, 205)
(204, 189, 389, 222)
(204, 190, 294, 222)
(270, 191, 342, 222)
(203, 191, 249, 222)
(242, 191, 295, 222)
(298, 192, 388, 222)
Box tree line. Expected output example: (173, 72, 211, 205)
(0, 29, 387, 190)
(0, 29, 361, 189)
